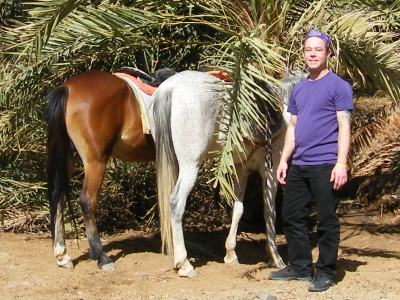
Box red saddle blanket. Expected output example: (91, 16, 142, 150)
(208, 70, 234, 82)
(114, 72, 157, 96)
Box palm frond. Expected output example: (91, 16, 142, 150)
(325, 10, 400, 101)
(0, 1, 173, 154)
(193, 0, 285, 202)
(352, 107, 400, 177)
(280, 2, 400, 102)
(1, 0, 87, 62)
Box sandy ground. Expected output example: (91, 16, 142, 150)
(1, 212, 400, 300)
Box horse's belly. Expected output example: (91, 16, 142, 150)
(205, 133, 264, 173)
(112, 134, 155, 162)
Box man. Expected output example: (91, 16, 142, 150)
(269, 30, 353, 292)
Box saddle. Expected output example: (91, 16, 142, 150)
(114, 71, 157, 96)
(115, 67, 234, 95)
(114, 67, 177, 95)
(113, 68, 157, 134)
(113, 67, 177, 134)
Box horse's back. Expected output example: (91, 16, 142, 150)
(155, 70, 222, 163)
(63, 70, 155, 162)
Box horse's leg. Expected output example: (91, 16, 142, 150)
(170, 163, 199, 277)
(262, 135, 285, 268)
(53, 158, 75, 269)
(53, 201, 73, 268)
(224, 166, 248, 264)
(79, 159, 115, 271)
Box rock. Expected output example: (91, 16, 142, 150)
(254, 291, 277, 300)
(391, 215, 400, 225)
(135, 272, 149, 279)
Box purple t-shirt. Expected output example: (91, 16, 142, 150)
(287, 71, 353, 165)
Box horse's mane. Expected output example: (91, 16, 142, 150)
(279, 70, 307, 105)
(256, 70, 306, 138)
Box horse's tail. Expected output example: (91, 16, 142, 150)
(46, 85, 72, 240)
(153, 83, 178, 256)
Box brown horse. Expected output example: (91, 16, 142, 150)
(46, 69, 174, 270)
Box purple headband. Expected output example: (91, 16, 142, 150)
(305, 29, 331, 48)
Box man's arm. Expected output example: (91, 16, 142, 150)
(277, 115, 297, 184)
(331, 110, 352, 190)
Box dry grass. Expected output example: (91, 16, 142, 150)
(0, 208, 49, 233)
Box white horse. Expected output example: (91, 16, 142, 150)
(151, 70, 302, 277)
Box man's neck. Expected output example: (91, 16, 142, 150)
(308, 68, 329, 81)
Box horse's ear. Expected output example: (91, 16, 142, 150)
(155, 68, 177, 85)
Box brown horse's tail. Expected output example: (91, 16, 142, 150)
(46, 86, 72, 240)
(153, 83, 178, 256)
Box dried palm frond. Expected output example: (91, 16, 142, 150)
(352, 107, 400, 177)
(351, 94, 397, 166)
(350, 101, 400, 212)
(0, 207, 50, 233)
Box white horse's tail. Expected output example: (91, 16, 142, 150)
(153, 83, 178, 256)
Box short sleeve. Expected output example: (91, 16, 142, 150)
(334, 80, 353, 111)
(287, 86, 298, 115)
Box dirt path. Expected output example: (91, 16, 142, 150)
(1, 213, 399, 300)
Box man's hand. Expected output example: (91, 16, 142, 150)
(277, 161, 289, 185)
(330, 164, 348, 190)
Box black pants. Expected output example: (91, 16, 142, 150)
(282, 164, 339, 278)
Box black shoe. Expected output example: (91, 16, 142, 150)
(269, 266, 312, 281)
(308, 273, 335, 292)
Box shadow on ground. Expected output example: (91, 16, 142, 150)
(72, 229, 288, 268)
(336, 258, 367, 282)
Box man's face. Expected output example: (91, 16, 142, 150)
(304, 37, 330, 71)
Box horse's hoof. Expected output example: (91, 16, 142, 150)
(99, 262, 116, 271)
(178, 267, 197, 278)
(57, 255, 74, 269)
(177, 259, 197, 278)
(98, 253, 115, 271)
(224, 256, 239, 265)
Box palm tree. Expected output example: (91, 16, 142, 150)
(1, 0, 399, 229)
